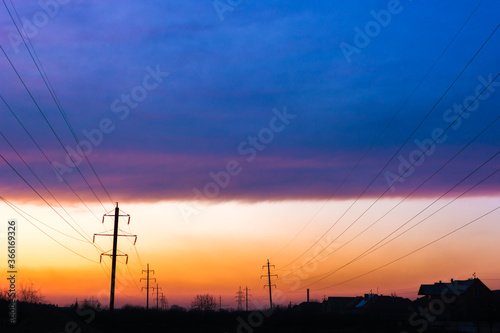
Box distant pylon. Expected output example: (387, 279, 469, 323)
(140, 263, 155, 309)
(235, 286, 244, 311)
(159, 293, 168, 310)
(245, 286, 251, 311)
(152, 283, 162, 310)
(261, 259, 277, 310)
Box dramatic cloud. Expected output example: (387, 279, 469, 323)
(0, 0, 499, 203)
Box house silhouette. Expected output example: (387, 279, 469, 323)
(417, 277, 496, 330)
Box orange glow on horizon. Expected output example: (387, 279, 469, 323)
(1, 197, 500, 309)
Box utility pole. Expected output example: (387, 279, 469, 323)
(152, 283, 162, 310)
(109, 204, 119, 312)
(235, 286, 244, 311)
(245, 286, 251, 311)
(93, 203, 136, 312)
(159, 293, 168, 310)
(140, 263, 155, 309)
(261, 259, 277, 310)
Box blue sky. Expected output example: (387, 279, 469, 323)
(2, 0, 500, 309)
(0, 0, 499, 202)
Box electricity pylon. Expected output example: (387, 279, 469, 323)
(93, 203, 136, 312)
(140, 263, 155, 309)
(159, 293, 168, 310)
(245, 286, 251, 311)
(261, 259, 277, 310)
(235, 286, 244, 311)
(152, 283, 162, 310)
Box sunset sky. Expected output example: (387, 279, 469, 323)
(0, 0, 499, 309)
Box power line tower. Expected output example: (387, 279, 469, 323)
(235, 286, 244, 311)
(93, 203, 136, 312)
(245, 286, 252, 311)
(140, 263, 155, 309)
(159, 293, 168, 310)
(152, 283, 162, 310)
(261, 259, 277, 310)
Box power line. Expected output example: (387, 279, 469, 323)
(298, 152, 499, 289)
(0, 196, 100, 263)
(0, 95, 100, 222)
(283, 87, 500, 278)
(1, 6, 144, 298)
(306, 72, 498, 266)
(0, 149, 102, 246)
(273, 1, 487, 263)
(0, 194, 87, 243)
(124, 220, 146, 268)
(0, 152, 108, 261)
(360, 168, 499, 264)
(284, 167, 498, 289)
(0, 130, 92, 241)
(2, 0, 114, 205)
(0, 44, 109, 211)
(310, 148, 498, 276)
(279, 24, 498, 270)
(312, 204, 500, 291)
(125, 262, 144, 294)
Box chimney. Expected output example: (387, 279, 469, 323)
(307, 289, 310, 303)
(451, 278, 454, 285)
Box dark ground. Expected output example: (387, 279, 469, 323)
(0, 300, 492, 333)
